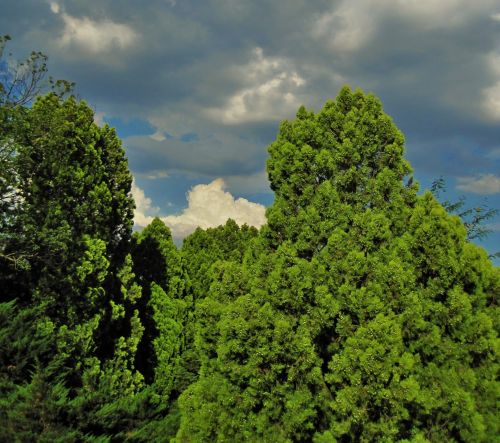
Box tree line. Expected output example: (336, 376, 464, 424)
(0, 39, 498, 442)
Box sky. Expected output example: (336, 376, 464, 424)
(2, 0, 499, 260)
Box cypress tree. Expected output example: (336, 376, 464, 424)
(0, 93, 145, 440)
(177, 87, 499, 442)
(132, 217, 184, 384)
(9, 93, 133, 313)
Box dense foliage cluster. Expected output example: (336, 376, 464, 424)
(0, 42, 498, 442)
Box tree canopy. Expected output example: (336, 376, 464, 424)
(0, 43, 498, 442)
(176, 87, 499, 442)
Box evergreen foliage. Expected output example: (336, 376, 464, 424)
(132, 218, 184, 383)
(181, 219, 259, 301)
(176, 87, 499, 442)
(0, 49, 498, 443)
(12, 94, 133, 308)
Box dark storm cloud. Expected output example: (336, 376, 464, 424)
(125, 132, 266, 177)
(2, 0, 500, 188)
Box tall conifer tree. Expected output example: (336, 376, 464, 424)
(177, 87, 499, 442)
(12, 94, 134, 315)
(0, 93, 144, 439)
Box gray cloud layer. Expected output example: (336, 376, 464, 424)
(2, 0, 500, 195)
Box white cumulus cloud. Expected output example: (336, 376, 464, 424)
(56, 12, 137, 54)
(162, 178, 267, 239)
(456, 174, 500, 194)
(131, 179, 267, 239)
(131, 179, 157, 227)
(206, 47, 306, 124)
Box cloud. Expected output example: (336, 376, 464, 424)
(486, 148, 500, 159)
(312, 0, 376, 53)
(485, 222, 500, 231)
(131, 178, 266, 238)
(224, 169, 270, 195)
(394, 0, 484, 26)
(93, 111, 106, 126)
(50, 1, 60, 14)
(483, 81, 500, 120)
(313, 0, 497, 55)
(56, 12, 137, 54)
(456, 174, 500, 194)
(149, 130, 167, 142)
(141, 170, 169, 180)
(482, 52, 500, 120)
(131, 179, 157, 227)
(162, 178, 267, 239)
(125, 131, 265, 177)
(205, 47, 306, 124)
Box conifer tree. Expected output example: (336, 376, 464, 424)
(177, 87, 499, 442)
(10, 93, 134, 315)
(179, 220, 260, 386)
(132, 218, 187, 388)
(0, 36, 73, 297)
(181, 219, 259, 301)
(0, 92, 145, 440)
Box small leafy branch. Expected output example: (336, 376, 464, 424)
(0, 34, 74, 107)
(431, 176, 499, 258)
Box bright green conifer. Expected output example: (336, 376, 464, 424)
(177, 87, 499, 442)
